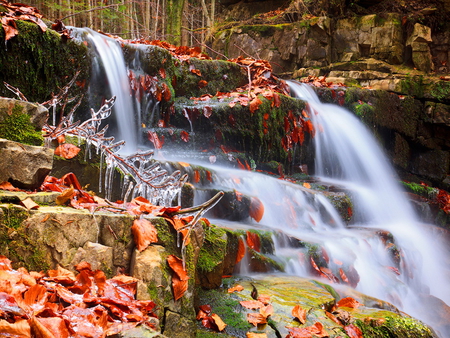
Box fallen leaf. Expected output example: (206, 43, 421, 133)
(172, 274, 188, 301)
(180, 130, 190, 142)
(257, 294, 271, 305)
(211, 313, 227, 331)
(235, 238, 246, 264)
(167, 255, 189, 281)
(131, 218, 158, 252)
(260, 304, 273, 318)
(56, 187, 75, 205)
(240, 300, 264, 309)
(246, 231, 261, 252)
(286, 326, 312, 338)
(325, 311, 343, 327)
(337, 297, 362, 309)
(191, 68, 202, 76)
(20, 198, 39, 210)
(249, 197, 264, 223)
(247, 313, 267, 326)
(292, 304, 307, 324)
(0, 319, 30, 337)
(302, 182, 311, 189)
(344, 324, 363, 338)
(228, 285, 244, 293)
(307, 322, 328, 337)
(247, 333, 268, 338)
(55, 143, 80, 159)
(0, 181, 19, 191)
(249, 96, 262, 114)
(198, 80, 208, 88)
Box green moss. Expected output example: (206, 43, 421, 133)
(355, 316, 435, 338)
(197, 225, 227, 273)
(0, 103, 44, 145)
(400, 76, 424, 98)
(400, 181, 437, 200)
(429, 81, 450, 102)
(2, 205, 29, 229)
(0, 20, 90, 106)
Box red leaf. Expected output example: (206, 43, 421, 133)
(344, 324, 363, 338)
(172, 274, 188, 301)
(198, 80, 208, 88)
(180, 131, 190, 142)
(292, 304, 307, 324)
(55, 143, 80, 159)
(247, 313, 267, 326)
(249, 96, 262, 114)
(193, 170, 200, 183)
(167, 255, 189, 281)
(148, 131, 164, 149)
(131, 218, 158, 252)
(240, 300, 264, 309)
(161, 83, 171, 101)
(246, 231, 261, 252)
(337, 297, 362, 309)
(159, 68, 166, 79)
(249, 197, 264, 223)
(235, 238, 246, 264)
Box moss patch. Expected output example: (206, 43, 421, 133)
(355, 316, 435, 338)
(0, 103, 44, 145)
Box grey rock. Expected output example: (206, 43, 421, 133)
(0, 98, 48, 130)
(0, 138, 53, 189)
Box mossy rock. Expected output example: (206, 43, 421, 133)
(0, 20, 90, 105)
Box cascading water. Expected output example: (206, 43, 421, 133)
(80, 29, 449, 336)
(70, 28, 138, 153)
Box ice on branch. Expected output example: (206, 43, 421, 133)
(43, 95, 187, 206)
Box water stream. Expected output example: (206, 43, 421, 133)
(77, 30, 449, 336)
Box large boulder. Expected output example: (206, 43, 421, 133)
(0, 138, 53, 189)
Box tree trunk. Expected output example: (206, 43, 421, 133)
(165, 0, 185, 45)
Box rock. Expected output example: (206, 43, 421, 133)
(407, 24, 434, 72)
(70, 241, 113, 275)
(0, 138, 53, 190)
(0, 98, 48, 131)
(407, 23, 433, 45)
(114, 324, 167, 338)
(162, 311, 196, 338)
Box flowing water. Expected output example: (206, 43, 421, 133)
(78, 31, 450, 336)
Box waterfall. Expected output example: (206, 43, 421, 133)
(70, 28, 138, 153)
(289, 81, 450, 335)
(75, 30, 449, 336)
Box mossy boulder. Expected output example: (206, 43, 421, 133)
(0, 20, 90, 105)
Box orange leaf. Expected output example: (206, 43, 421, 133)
(240, 300, 264, 309)
(211, 313, 227, 331)
(247, 313, 267, 326)
(180, 131, 190, 142)
(246, 231, 261, 252)
(159, 68, 166, 79)
(257, 294, 271, 305)
(161, 82, 171, 101)
(249, 197, 264, 223)
(302, 182, 311, 189)
(191, 68, 202, 76)
(260, 304, 273, 318)
(286, 326, 312, 338)
(172, 274, 188, 301)
(228, 284, 244, 293)
(344, 324, 363, 338)
(0, 319, 30, 337)
(0, 181, 19, 191)
(54, 143, 80, 159)
(339, 268, 350, 284)
(56, 187, 75, 205)
(337, 297, 362, 309)
(307, 322, 328, 337)
(247, 333, 268, 338)
(235, 238, 246, 264)
(131, 218, 158, 252)
(198, 80, 208, 88)
(249, 96, 262, 114)
(325, 311, 343, 327)
(193, 170, 201, 183)
(167, 255, 189, 281)
(292, 304, 307, 324)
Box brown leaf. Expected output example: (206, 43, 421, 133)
(203, 106, 212, 118)
(240, 300, 264, 310)
(172, 274, 188, 301)
(344, 324, 363, 338)
(20, 198, 39, 210)
(198, 80, 208, 88)
(159, 68, 166, 79)
(307, 322, 328, 337)
(286, 326, 312, 338)
(249, 197, 264, 223)
(211, 313, 227, 331)
(292, 304, 307, 324)
(180, 130, 190, 142)
(247, 333, 268, 338)
(0, 181, 20, 191)
(260, 304, 273, 318)
(56, 187, 75, 205)
(235, 238, 246, 264)
(1, 17, 18, 41)
(228, 285, 244, 293)
(325, 311, 343, 327)
(191, 68, 202, 77)
(0, 319, 30, 337)
(249, 96, 262, 114)
(54, 143, 80, 159)
(246, 231, 261, 252)
(167, 255, 189, 281)
(148, 131, 164, 149)
(337, 297, 362, 309)
(247, 313, 267, 326)
(131, 218, 158, 252)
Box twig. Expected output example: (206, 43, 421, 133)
(186, 30, 228, 60)
(174, 191, 224, 217)
(3, 82, 28, 101)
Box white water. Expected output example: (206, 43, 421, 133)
(79, 30, 449, 336)
(70, 28, 138, 153)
